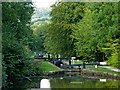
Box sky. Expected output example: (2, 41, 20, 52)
(32, 0, 59, 8)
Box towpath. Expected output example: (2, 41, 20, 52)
(99, 66, 120, 72)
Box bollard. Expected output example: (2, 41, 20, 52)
(73, 60, 74, 64)
(71, 57, 76, 64)
(95, 65, 97, 68)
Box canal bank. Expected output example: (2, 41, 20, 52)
(81, 69, 120, 80)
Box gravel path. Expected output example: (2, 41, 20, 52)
(99, 66, 120, 72)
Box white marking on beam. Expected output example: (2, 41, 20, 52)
(100, 62, 107, 65)
(100, 79, 106, 82)
(71, 57, 76, 60)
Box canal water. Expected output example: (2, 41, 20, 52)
(7, 73, 119, 89)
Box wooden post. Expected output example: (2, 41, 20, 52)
(53, 60, 54, 64)
(69, 76, 71, 83)
(83, 78, 85, 84)
(57, 54, 58, 61)
(69, 59, 71, 66)
(78, 66, 80, 71)
(69, 59, 71, 69)
(59, 54, 61, 61)
(44, 58, 46, 61)
(48, 54, 50, 60)
(83, 60, 85, 69)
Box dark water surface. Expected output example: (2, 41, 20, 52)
(7, 73, 119, 89)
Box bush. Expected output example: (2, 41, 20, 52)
(102, 39, 120, 69)
(108, 53, 119, 69)
(22, 59, 41, 76)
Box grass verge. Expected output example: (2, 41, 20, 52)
(71, 61, 95, 68)
(73, 60, 83, 64)
(40, 60, 61, 71)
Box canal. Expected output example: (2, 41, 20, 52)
(6, 73, 119, 89)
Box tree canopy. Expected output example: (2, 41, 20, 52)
(44, 2, 85, 57)
(44, 2, 119, 68)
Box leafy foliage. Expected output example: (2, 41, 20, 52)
(44, 2, 85, 57)
(2, 2, 34, 86)
(44, 23, 74, 57)
(30, 22, 49, 53)
(72, 2, 119, 63)
(102, 39, 120, 68)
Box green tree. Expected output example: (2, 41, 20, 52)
(72, 2, 119, 62)
(2, 2, 34, 86)
(30, 22, 49, 53)
(44, 23, 74, 57)
(72, 8, 96, 61)
(44, 2, 85, 57)
(102, 39, 120, 68)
